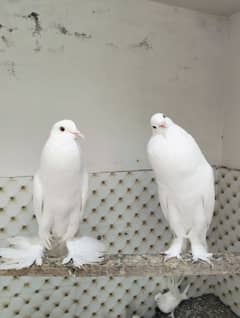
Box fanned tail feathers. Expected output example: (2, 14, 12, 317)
(0, 236, 44, 270)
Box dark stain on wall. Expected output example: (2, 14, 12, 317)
(28, 12, 42, 35)
(74, 32, 91, 39)
(92, 8, 110, 14)
(130, 37, 152, 50)
(56, 25, 92, 39)
(8, 27, 17, 33)
(57, 24, 70, 35)
(0, 24, 17, 34)
(1, 36, 10, 48)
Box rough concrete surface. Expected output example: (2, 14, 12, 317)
(152, 294, 238, 318)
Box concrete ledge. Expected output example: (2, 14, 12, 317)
(0, 253, 239, 277)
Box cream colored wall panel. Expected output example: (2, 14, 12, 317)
(0, 168, 234, 318)
(0, 0, 224, 175)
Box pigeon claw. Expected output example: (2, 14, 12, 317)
(162, 246, 182, 262)
(192, 252, 213, 265)
(163, 251, 182, 262)
(62, 237, 105, 269)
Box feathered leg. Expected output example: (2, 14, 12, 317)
(38, 211, 53, 250)
(61, 202, 105, 267)
(189, 233, 212, 263)
(62, 236, 106, 268)
(164, 236, 185, 260)
(164, 205, 186, 260)
(189, 205, 212, 263)
(61, 203, 83, 243)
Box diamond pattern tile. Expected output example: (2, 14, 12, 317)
(0, 167, 238, 317)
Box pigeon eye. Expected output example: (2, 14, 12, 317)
(152, 125, 157, 129)
(59, 126, 65, 132)
(163, 114, 166, 118)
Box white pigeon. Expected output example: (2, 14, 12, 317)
(33, 119, 105, 267)
(34, 119, 88, 248)
(147, 113, 215, 263)
(155, 277, 189, 318)
(0, 120, 105, 269)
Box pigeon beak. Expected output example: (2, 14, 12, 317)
(71, 130, 85, 139)
(160, 123, 166, 128)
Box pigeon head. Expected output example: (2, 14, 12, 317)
(51, 120, 85, 139)
(150, 113, 173, 134)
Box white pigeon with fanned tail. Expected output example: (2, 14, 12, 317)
(147, 113, 215, 263)
(0, 120, 105, 269)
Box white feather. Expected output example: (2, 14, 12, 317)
(81, 168, 88, 213)
(62, 236, 106, 268)
(0, 236, 43, 270)
(155, 276, 189, 316)
(147, 113, 215, 262)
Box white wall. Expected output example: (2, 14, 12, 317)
(0, 0, 225, 176)
(222, 12, 240, 169)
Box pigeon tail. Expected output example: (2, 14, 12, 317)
(0, 236, 44, 270)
